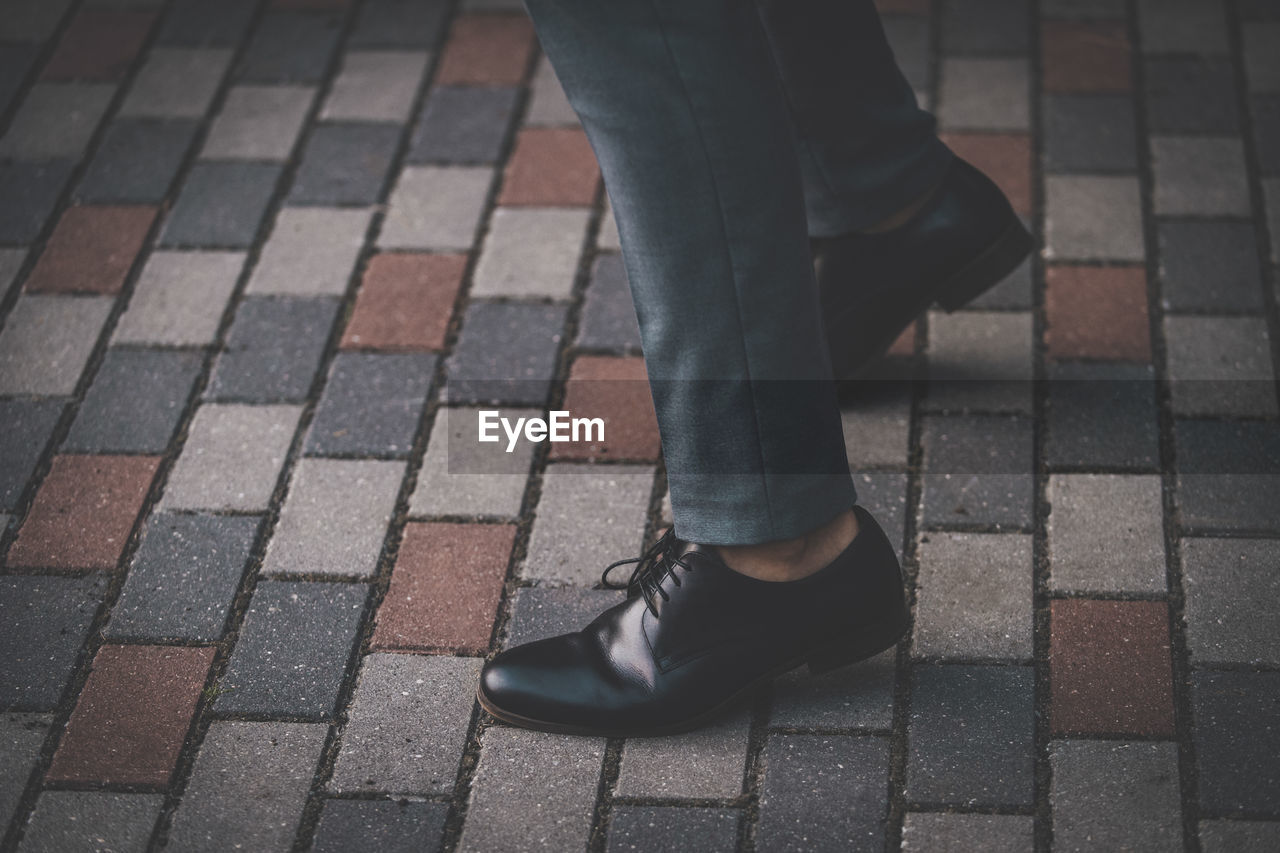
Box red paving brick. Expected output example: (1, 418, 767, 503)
(1041, 21, 1131, 93)
(888, 320, 918, 358)
(372, 522, 516, 654)
(498, 127, 601, 207)
(940, 133, 1032, 216)
(434, 14, 536, 86)
(1045, 265, 1151, 362)
(6, 455, 160, 571)
(1050, 598, 1175, 737)
(41, 10, 156, 81)
(341, 252, 466, 351)
(25, 206, 157, 295)
(46, 644, 215, 786)
(551, 356, 661, 462)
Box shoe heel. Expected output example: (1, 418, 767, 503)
(933, 216, 1035, 312)
(806, 607, 910, 675)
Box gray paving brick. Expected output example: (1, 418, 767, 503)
(409, 406, 534, 520)
(616, 709, 750, 800)
(379, 165, 494, 250)
(0, 248, 24, 290)
(937, 59, 1029, 131)
(18, 792, 162, 853)
(1175, 419, 1280, 533)
(0, 294, 114, 396)
(1042, 95, 1137, 173)
(503, 586, 620, 648)
(158, 0, 256, 46)
(113, 250, 244, 346)
(941, 0, 1029, 54)
(1, 713, 50, 828)
(290, 123, 401, 206)
(1182, 537, 1280, 666)
(0, 0, 73, 41)
(0, 160, 74, 243)
(1164, 316, 1277, 418)
(64, 347, 204, 453)
(472, 208, 590, 299)
(444, 301, 567, 406)
(206, 296, 340, 402)
(1050, 739, 1181, 852)
(1152, 136, 1251, 217)
(1146, 57, 1240, 134)
(0, 83, 114, 160)
(1254, 95, 1280, 174)
(578, 253, 641, 352)
(840, 383, 911, 470)
(1158, 222, 1265, 312)
(0, 399, 65, 512)
(236, 11, 343, 83)
(925, 310, 1033, 414)
(349, 0, 450, 49)
(967, 249, 1033, 310)
(598, 200, 621, 250)
(408, 86, 518, 164)
(108, 512, 261, 642)
(769, 648, 896, 731)
(1045, 175, 1144, 261)
(906, 664, 1035, 807)
(167, 721, 326, 853)
(1192, 670, 1280, 814)
(921, 414, 1034, 530)
(1137, 0, 1229, 54)
(118, 48, 230, 119)
(215, 580, 367, 719)
(305, 351, 436, 457)
(1048, 474, 1167, 593)
(526, 55, 578, 127)
(202, 85, 315, 161)
(1245, 22, 1280, 92)
(1200, 820, 1280, 853)
(0, 574, 106, 711)
(901, 812, 1034, 852)
(607, 807, 738, 853)
(1046, 362, 1160, 470)
(312, 800, 448, 853)
(884, 16, 931, 91)
(458, 727, 604, 853)
(757, 734, 890, 852)
(322, 50, 428, 123)
(0, 45, 37, 118)
(330, 653, 482, 795)
(160, 162, 283, 248)
(247, 207, 372, 296)
(75, 119, 197, 203)
(853, 472, 910, 564)
(161, 403, 302, 511)
(523, 464, 653, 586)
(264, 458, 403, 578)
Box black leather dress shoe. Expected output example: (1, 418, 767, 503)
(814, 156, 1035, 379)
(477, 505, 907, 737)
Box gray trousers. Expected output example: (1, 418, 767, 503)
(523, 0, 952, 545)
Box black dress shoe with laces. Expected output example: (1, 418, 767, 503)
(814, 155, 1035, 379)
(477, 505, 908, 737)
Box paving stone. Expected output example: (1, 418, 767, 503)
(108, 512, 261, 641)
(938, 59, 1029, 131)
(1145, 57, 1240, 134)
(409, 405, 534, 519)
(46, 644, 214, 785)
(1176, 419, 1280, 533)
(940, 0, 1029, 54)
(322, 50, 428, 122)
(598, 200, 621, 250)
(1044, 175, 1144, 261)
(1245, 22, 1280, 92)
(1182, 537, 1280, 666)
(202, 84, 316, 160)
(26, 204, 154, 295)
(1047, 474, 1166, 594)
(444, 301, 567, 406)
(851, 471, 910, 562)
(330, 653, 482, 795)
(1158, 221, 1265, 312)
(939, 133, 1031, 215)
(206, 295, 339, 402)
(769, 648, 896, 731)
(1192, 670, 1280, 815)
(1199, 820, 1280, 852)
(1042, 21, 1130, 93)
(0, 294, 112, 395)
(1165, 315, 1276, 418)
(304, 351, 436, 456)
(471, 208, 590, 299)
(236, 10, 343, 83)
(167, 721, 327, 852)
(0, 45, 37, 116)
(0, 399, 65, 512)
(435, 14, 535, 86)
(1268, 179, 1280, 264)
(1047, 361, 1160, 470)
(498, 128, 600, 206)
(76, 119, 196, 203)
(1152, 136, 1251, 216)
(160, 162, 284, 248)
(1050, 599, 1174, 736)
(161, 403, 302, 511)
(65, 347, 203, 453)
(112, 250, 244, 345)
(342, 252, 465, 351)
(616, 709, 750, 800)
(606, 807, 739, 853)
(901, 812, 1034, 852)
(247, 207, 372, 296)
(839, 381, 911, 470)
(458, 727, 604, 852)
(0, 575, 105, 711)
(1, 713, 50, 827)
(578, 253, 641, 352)
(914, 532, 1033, 661)
(1, 0, 74, 41)
(215, 580, 367, 719)
(41, 9, 153, 82)
(925, 310, 1033, 413)
(1255, 95, 1280, 174)
(525, 55, 577, 127)
(906, 664, 1035, 807)
(0, 160, 75, 243)
(523, 464, 653, 586)
(18, 791, 162, 853)
(552, 356, 660, 462)
(408, 85, 518, 164)
(312, 800, 449, 853)
(0, 248, 25, 290)
(503, 586, 620, 648)
(1137, 0, 1229, 54)
(349, 0, 450, 48)
(757, 734, 890, 851)
(0, 83, 114, 160)
(158, 0, 257, 46)
(883, 15, 931, 92)
(379, 165, 494, 250)
(1042, 94, 1137, 173)
(1046, 264, 1151, 363)
(920, 414, 1034, 530)
(118, 48, 230, 118)
(1050, 739, 1182, 852)
(290, 123, 402, 205)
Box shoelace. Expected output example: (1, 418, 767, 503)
(601, 529, 695, 618)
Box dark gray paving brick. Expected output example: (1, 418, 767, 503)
(1158, 222, 1265, 313)
(1050, 739, 1182, 851)
(160, 162, 283, 248)
(444, 301, 568, 406)
(65, 348, 204, 453)
(1200, 820, 1280, 853)
(906, 664, 1035, 807)
(1046, 362, 1160, 470)
(349, 0, 451, 49)
(1192, 670, 1280, 815)
(921, 414, 1034, 530)
(75, 119, 197, 204)
(1, 713, 50, 829)
(408, 86, 518, 164)
(1254, 95, 1280, 174)
(901, 812, 1034, 852)
(504, 586, 620, 648)
(1151, 137, 1251, 217)
(0, 575, 106, 711)
(1164, 315, 1276, 418)
(578, 253, 642, 352)
(206, 296, 339, 402)
(853, 471, 909, 562)
(616, 709, 750, 800)
(1175, 419, 1280, 533)
(1042, 95, 1137, 173)
(289, 123, 402, 206)
(967, 252, 1033, 310)
(757, 734, 890, 852)
(0, 160, 75, 243)
(1182, 538, 1280, 666)
(0, 44, 38, 118)
(19, 792, 162, 853)
(312, 800, 448, 853)
(108, 512, 261, 642)
(158, 0, 256, 46)
(607, 807, 739, 853)
(236, 11, 343, 83)
(770, 648, 896, 731)
(1146, 57, 1240, 134)
(883, 17, 931, 91)
(305, 351, 436, 456)
(941, 0, 1030, 54)
(214, 580, 367, 720)
(0, 399, 65, 513)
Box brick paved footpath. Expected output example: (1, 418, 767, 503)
(0, 0, 1278, 851)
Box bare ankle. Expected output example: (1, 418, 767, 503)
(715, 509, 860, 582)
